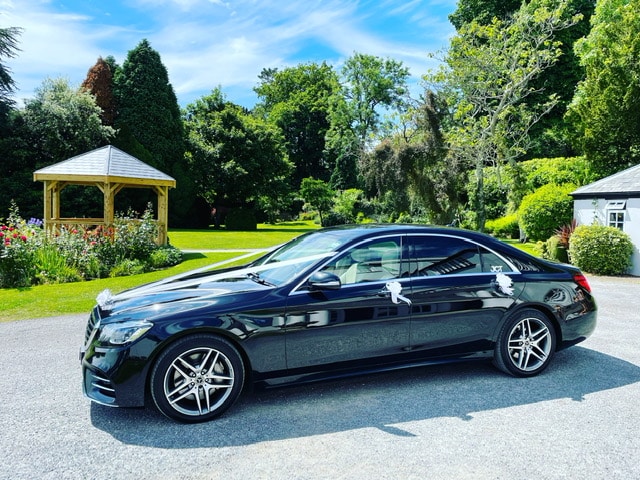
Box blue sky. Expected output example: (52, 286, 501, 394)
(2, 0, 457, 108)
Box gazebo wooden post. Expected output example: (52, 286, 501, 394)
(103, 182, 116, 230)
(155, 185, 170, 245)
(42, 180, 62, 236)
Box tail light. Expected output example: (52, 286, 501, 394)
(573, 273, 591, 293)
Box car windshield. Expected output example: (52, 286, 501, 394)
(248, 229, 355, 285)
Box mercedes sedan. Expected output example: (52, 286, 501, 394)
(80, 224, 597, 423)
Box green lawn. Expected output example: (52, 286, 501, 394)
(0, 221, 318, 323)
(168, 221, 319, 249)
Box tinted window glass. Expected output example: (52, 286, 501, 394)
(409, 236, 482, 276)
(322, 237, 406, 284)
(478, 248, 513, 273)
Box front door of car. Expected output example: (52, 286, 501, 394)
(405, 234, 524, 358)
(283, 236, 413, 371)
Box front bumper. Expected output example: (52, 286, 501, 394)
(80, 310, 151, 408)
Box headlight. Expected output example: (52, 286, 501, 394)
(98, 320, 153, 346)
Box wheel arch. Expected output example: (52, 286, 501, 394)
(498, 303, 563, 350)
(143, 326, 254, 404)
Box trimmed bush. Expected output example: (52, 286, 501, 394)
(569, 225, 633, 275)
(518, 183, 575, 242)
(543, 235, 569, 263)
(485, 214, 519, 239)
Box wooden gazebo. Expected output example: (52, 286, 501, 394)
(33, 145, 176, 244)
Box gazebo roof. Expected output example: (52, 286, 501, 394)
(33, 145, 176, 187)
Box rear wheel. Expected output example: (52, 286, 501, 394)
(494, 309, 556, 377)
(150, 335, 244, 423)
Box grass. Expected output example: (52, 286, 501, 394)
(0, 221, 318, 323)
(501, 238, 540, 257)
(168, 220, 319, 249)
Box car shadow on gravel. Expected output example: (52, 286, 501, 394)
(90, 346, 640, 448)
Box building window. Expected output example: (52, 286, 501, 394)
(608, 211, 625, 230)
(606, 201, 626, 230)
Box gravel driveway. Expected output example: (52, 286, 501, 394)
(0, 275, 638, 480)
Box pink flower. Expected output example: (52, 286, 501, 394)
(20, 235, 27, 242)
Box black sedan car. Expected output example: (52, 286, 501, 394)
(81, 224, 597, 423)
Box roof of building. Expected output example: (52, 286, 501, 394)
(33, 145, 175, 186)
(571, 163, 640, 198)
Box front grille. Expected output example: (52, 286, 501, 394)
(82, 309, 101, 352)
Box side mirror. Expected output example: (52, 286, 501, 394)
(308, 271, 341, 290)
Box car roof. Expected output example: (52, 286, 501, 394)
(311, 224, 551, 270)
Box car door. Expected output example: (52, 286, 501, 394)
(283, 235, 413, 371)
(406, 234, 524, 358)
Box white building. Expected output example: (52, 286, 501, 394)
(571, 163, 640, 276)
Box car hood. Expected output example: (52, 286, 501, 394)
(95, 266, 273, 321)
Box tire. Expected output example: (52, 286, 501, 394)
(493, 309, 556, 377)
(150, 334, 245, 423)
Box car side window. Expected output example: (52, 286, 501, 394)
(322, 237, 405, 285)
(408, 236, 482, 276)
(478, 247, 514, 273)
(408, 236, 514, 276)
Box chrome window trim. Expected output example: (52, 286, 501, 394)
(288, 232, 521, 296)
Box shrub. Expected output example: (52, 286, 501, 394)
(321, 211, 352, 227)
(226, 208, 257, 231)
(542, 235, 569, 263)
(149, 246, 183, 269)
(518, 183, 575, 242)
(569, 225, 633, 275)
(485, 214, 519, 239)
(110, 259, 146, 277)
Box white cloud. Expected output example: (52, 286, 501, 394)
(2, 0, 455, 107)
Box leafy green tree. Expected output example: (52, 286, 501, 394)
(567, 0, 640, 178)
(449, 0, 595, 159)
(337, 53, 410, 147)
(1, 77, 115, 218)
(326, 53, 410, 189)
(299, 177, 334, 225)
(449, 0, 522, 29)
(184, 88, 293, 212)
(21, 77, 115, 166)
(362, 90, 463, 224)
(254, 62, 340, 189)
(429, 0, 582, 230)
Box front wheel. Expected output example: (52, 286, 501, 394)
(494, 309, 556, 377)
(150, 335, 245, 423)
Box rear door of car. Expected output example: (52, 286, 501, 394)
(406, 234, 524, 358)
(283, 235, 413, 370)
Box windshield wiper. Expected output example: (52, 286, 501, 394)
(246, 272, 275, 287)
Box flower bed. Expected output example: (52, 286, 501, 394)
(0, 203, 182, 288)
